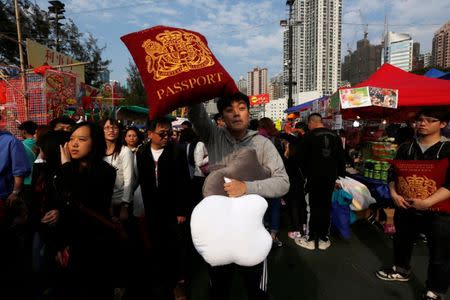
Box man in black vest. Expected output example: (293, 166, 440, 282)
(132, 117, 191, 299)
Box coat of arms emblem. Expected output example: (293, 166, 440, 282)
(142, 30, 215, 81)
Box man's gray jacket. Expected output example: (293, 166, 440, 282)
(189, 104, 290, 199)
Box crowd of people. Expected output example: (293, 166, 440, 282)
(0, 93, 449, 300)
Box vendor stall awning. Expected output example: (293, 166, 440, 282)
(119, 105, 149, 114)
(284, 96, 328, 113)
(424, 68, 447, 78)
(340, 63, 450, 121)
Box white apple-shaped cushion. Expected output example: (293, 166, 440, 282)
(190, 194, 272, 267)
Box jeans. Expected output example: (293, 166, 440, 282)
(393, 209, 450, 294)
(264, 198, 281, 233)
(286, 180, 307, 232)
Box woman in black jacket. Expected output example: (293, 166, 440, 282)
(54, 122, 118, 298)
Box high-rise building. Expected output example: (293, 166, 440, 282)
(419, 52, 433, 69)
(381, 32, 413, 71)
(264, 97, 287, 121)
(432, 20, 450, 69)
(412, 42, 421, 71)
(283, 0, 342, 103)
(341, 34, 382, 85)
(237, 76, 248, 95)
(247, 67, 268, 96)
(269, 74, 284, 101)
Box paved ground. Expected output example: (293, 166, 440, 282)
(189, 214, 449, 300)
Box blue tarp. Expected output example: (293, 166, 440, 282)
(284, 96, 328, 113)
(424, 68, 450, 80)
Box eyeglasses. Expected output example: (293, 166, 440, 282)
(104, 126, 119, 132)
(154, 131, 172, 138)
(416, 117, 440, 124)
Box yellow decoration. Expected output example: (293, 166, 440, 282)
(142, 30, 215, 81)
(397, 175, 437, 200)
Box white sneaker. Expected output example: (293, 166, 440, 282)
(318, 237, 331, 250)
(295, 235, 315, 250)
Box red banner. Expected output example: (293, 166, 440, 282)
(249, 93, 270, 106)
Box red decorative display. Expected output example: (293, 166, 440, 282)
(390, 158, 450, 214)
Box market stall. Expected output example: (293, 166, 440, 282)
(339, 63, 450, 121)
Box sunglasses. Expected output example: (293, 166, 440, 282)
(154, 130, 172, 138)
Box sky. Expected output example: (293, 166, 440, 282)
(35, 0, 450, 86)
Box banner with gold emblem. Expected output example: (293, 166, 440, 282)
(121, 26, 238, 119)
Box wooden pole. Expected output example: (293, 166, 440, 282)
(14, 0, 28, 120)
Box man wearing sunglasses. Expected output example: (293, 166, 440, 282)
(133, 116, 192, 299)
(376, 107, 450, 300)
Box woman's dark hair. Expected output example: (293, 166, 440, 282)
(179, 127, 198, 144)
(216, 92, 250, 114)
(123, 127, 143, 147)
(101, 118, 124, 159)
(258, 117, 278, 137)
(72, 122, 107, 167)
(37, 130, 70, 174)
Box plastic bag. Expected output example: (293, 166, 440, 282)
(331, 189, 353, 239)
(338, 176, 376, 211)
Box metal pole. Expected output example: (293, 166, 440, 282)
(287, 1, 294, 108)
(14, 0, 28, 120)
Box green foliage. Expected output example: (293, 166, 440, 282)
(0, 0, 110, 87)
(123, 60, 146, 107)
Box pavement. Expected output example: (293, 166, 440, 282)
(189, 215, 449, 300)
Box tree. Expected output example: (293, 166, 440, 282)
(0, 1, 21, 65)
(81, 33, 111, 87)
(0, 0, 110, 87)
(123, 60, 146, 106)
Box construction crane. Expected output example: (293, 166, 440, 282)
(359, 9, 369, 39)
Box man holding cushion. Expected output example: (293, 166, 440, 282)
(375, 107, 450, 300)
(189, 92, 290, 300)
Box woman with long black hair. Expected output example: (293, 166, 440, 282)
(54, 122, 118, 298)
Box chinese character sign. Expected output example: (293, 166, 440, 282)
(26, 39, 85, 83)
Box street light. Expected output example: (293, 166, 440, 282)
(281, 0, 295, 108)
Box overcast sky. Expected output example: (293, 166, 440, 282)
(35, 0, 450, 85)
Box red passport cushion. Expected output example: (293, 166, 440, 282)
(121, 26, 238, 119)
(390, 158, 450, 214)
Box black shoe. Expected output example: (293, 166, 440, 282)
(375, 266, 410, 282)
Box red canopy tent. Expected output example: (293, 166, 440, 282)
(341, 63, 450, 121)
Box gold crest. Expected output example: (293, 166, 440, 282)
(142, 30, 215, 81)
(397, 175, 437, 199)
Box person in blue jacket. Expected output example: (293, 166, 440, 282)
(0, 128, 32, 284)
